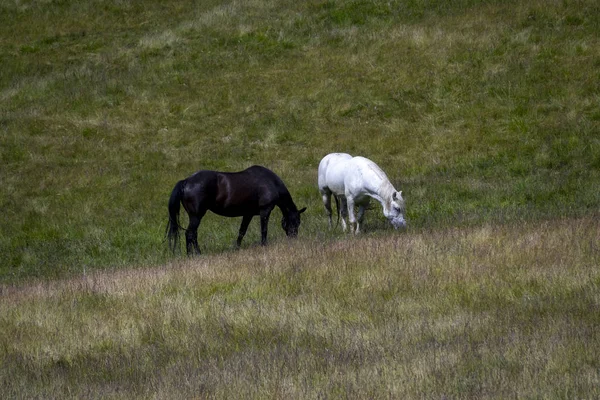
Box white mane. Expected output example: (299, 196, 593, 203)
(378, 181, 397, 203)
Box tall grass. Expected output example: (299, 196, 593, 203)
(2, 217, 599, 398)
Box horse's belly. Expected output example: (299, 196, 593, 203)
(328, 183, 345, 196)
(211, 203, 260, 217)
(353, 193, 370, 205)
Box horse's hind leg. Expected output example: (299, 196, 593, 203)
(346, 197, 359, 234)
(339, 196, 349, 232)
(237, 215, 253, 247)
(320, 189, 333, 228)
(185, 214, 204, 255)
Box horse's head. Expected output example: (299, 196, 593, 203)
(282, 207, 307, 238)
(387, 191, 406, 230)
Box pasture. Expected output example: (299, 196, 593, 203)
(1, 0, 599, 397)
(2, 218, 599, 397)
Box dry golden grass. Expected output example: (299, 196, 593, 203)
(2, 217, 599, 398)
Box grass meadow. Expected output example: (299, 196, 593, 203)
(1, 0, 599, 397)
(2, 218, 600, 398)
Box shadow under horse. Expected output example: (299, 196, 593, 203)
(166, 165, 306, 255)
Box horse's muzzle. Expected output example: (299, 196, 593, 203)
(286, 229, 299, 238)
(390, 216, 407, 230)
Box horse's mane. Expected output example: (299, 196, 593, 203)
(278, 191, 299, 214)
(378, 180, 397, 202)
(366, 162, 388, 182)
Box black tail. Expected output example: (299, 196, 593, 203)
(166, 180, 185, 254)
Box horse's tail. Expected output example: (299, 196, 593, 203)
(166, 179, 185, 254)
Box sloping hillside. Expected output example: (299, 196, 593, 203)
(1, 0, 598, 282)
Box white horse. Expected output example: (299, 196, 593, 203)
(318, 153, 406, 234)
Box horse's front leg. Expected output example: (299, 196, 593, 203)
(356, 199, 369, 234)
(237, 215, 253, 247)
(259, 206, 274, 245)
(346, 197, 359, 234)
(356, 206, 365, 234)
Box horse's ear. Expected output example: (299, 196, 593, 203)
(299, 207, 307, 214)
(399, 191, 402, 198)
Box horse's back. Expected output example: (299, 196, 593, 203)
(346, 156, 388, 188)
(350, 156, 390, 182)
(244, 165, 283, 182)
(240, 165, 288, 194)
(318, 153, 352, 194)
(319, 153, 352, 174)
(212, 165, 289, 216)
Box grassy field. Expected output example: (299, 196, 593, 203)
(1, 0, 599, 397)
(1, 0, 598, 282)
(2, 218, 599, 398)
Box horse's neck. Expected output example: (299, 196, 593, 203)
(359, 160, 393, 203)
(277, 193, 296, 215)
(370, 179, 395, 211)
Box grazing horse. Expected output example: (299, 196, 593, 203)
(318, 153, 406, 234)
(166, 165, 306, 255)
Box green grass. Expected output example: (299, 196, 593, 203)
(1, 1, 599, 394)
(1, 0, 599, 282)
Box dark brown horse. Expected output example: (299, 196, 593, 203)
(166, 165, 306, 255)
